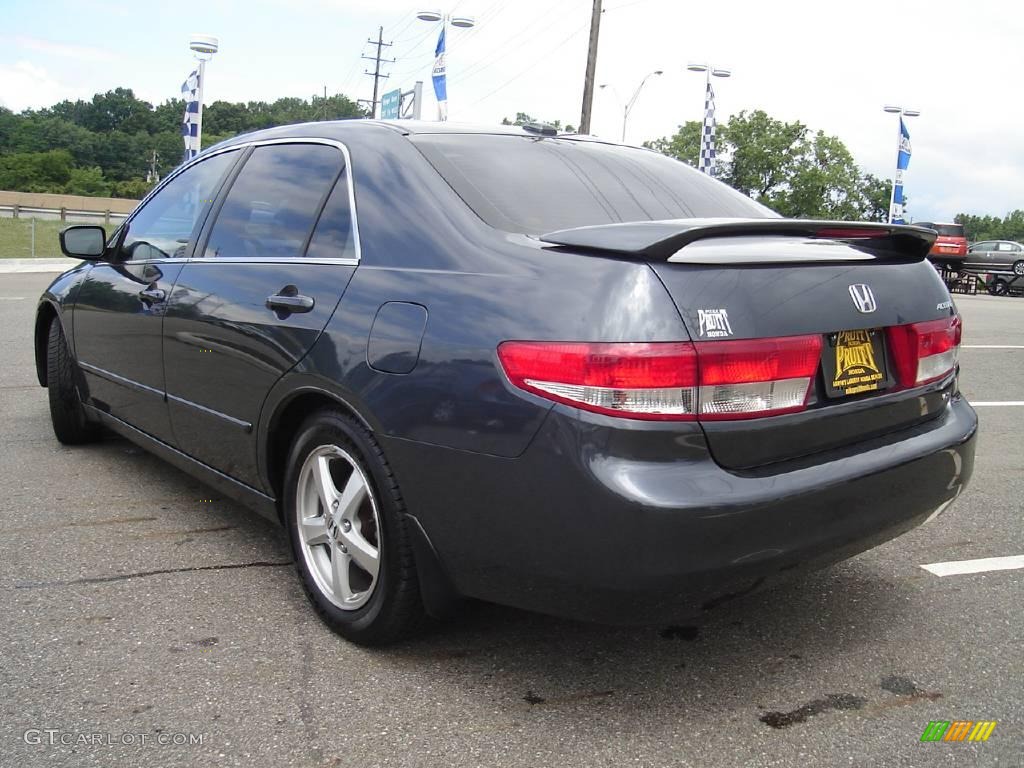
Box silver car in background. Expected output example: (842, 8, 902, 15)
(965, 240, 1024, 295)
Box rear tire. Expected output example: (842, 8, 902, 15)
(1012, 260, 1024, 277)
(284, 409, 425, 645)
(46, 320, 100, 445)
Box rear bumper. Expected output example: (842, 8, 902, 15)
(384, 394, 977, 625)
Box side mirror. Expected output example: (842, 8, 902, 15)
(59, 225, 107, 260)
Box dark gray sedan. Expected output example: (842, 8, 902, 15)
(35, 121, 977, 645)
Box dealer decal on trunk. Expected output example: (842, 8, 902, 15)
(697, 309, 733, 338)
(833, 330, 884, 395)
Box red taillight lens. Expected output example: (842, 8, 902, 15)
(497, 342, 698, 420)
(497, 335, 822, 421)
(694, 335, 822, 420)
(886, 315, 961, 387)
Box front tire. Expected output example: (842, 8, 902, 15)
(284, 410, 425, 645)
(46, 319, 99, 445)
(1012, 259, 1024, 277)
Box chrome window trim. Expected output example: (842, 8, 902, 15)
(125, 137, 362, 265)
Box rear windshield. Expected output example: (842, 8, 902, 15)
(919, 223, 965, 237)
(411, 133, 776, 236)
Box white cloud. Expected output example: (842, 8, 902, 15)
(0, 61, 90, 111)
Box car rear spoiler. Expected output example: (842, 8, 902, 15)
(539, 218, 937, 261)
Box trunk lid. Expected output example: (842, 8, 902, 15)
(541, 219, 959, 469)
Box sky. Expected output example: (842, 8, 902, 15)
(2, 0, 1021, 222)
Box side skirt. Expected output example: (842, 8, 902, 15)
(84, 404, 280, 524)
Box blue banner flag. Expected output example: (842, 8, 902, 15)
(890, 117, 912, 223)
(432, 27, 447, 121)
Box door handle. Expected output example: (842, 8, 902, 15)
(266, 289, 314, 314)
(138, 287, 166, 304)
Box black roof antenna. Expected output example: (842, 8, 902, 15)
(522, 122, 558, 137)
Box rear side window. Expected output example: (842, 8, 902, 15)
(203, 143, 343, 259)
(305, 170, 356, 260)
(411, 134, 775, 236)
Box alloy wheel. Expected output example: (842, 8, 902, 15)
(295, 445, 381, 610)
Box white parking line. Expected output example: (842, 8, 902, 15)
(971, 402, 1024, 407)
(921, 555, 1024, 577)
(962, 345, 1024, 349)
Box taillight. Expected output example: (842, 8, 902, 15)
(497, 335, 822, 421)
(496, 342, 698, 420)
(886, 315, 961, 387)
(695, 336, 823, 420)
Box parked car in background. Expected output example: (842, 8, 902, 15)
(36, 121, 977, 645)
(964, 240, 1024, 275)
(917, 222, 968, 269)
(963, 240, 1024, 296)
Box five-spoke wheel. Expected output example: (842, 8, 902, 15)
(295, 445, 381, 610)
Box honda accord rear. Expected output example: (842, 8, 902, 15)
(40, 122, 977, 643)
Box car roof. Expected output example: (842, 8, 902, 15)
(205, 119, 618, 154)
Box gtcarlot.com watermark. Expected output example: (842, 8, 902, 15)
(23, 729, 206, 747)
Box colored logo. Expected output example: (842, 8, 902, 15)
(832, 330, 883, 395)
(920, 721, 997, 742)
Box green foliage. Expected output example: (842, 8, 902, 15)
(0, 88, 367, 198)
(0, 149, 74, 191)
(954, 210, 1024, 243)
(646, 110, 895, 221)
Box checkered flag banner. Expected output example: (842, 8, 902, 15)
(181, 69, 200, 162)
(698, 80, 716, 176)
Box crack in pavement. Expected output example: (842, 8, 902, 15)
(13, 560, 294, 589)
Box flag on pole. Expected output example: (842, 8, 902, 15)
(698, 80, 716, 176)
(432, 27, 447, 121)
(181, 69, 201, 162)
(890, 117, 912, 224)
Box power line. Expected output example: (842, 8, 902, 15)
(448, 2, 583, 86)
(467, 20, 591, 108)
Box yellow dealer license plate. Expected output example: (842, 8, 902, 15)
(822, 329, 893, 398)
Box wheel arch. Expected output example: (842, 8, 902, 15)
(34, 300, 62, 387)
(261, 386, 372, 520)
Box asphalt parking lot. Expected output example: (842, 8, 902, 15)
(1, 273, 1021, 768)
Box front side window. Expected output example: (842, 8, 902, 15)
(202, 144, 344, 259)
(120, 151, 237, 261)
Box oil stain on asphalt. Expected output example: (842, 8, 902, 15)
(760, 694, 867, 728)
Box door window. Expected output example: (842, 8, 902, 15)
(120, 151, 237, 261)
(202, 144, 344, 259)
(305, 170, 356, 260)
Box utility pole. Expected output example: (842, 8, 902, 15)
(359, 26, 394, 118)
(578, 0, 603, 135)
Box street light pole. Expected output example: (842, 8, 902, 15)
(417, 10, 475, 121)
(600, 70, 662, 143)
(883, 105, 920, 224)
(686, 63, 730, 175)
(188, 34, 218, 156)
(579, 0, 603, 135)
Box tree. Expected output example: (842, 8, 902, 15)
(64, 166, 111, 196)
(643, 120, 701, 167)
(955, 210, 1024, 242)
(0, 150, 74, 192)
(646, 110, 894, 221)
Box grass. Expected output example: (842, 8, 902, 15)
(0, 217, 68, 258)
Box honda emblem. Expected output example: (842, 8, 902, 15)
(848, 284, 877, 314)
